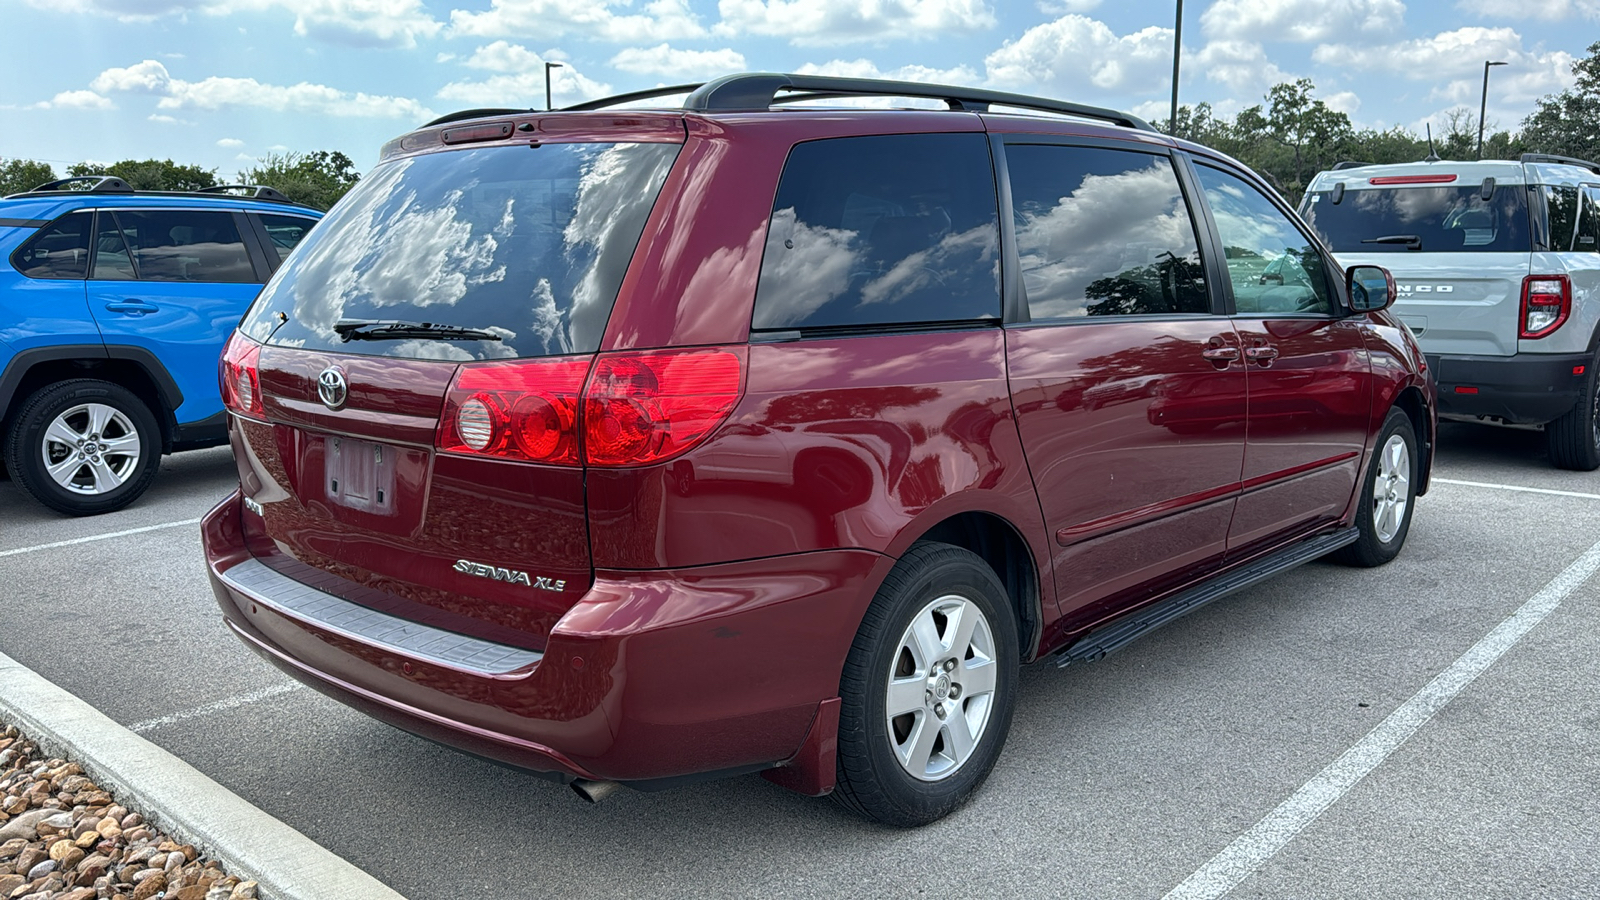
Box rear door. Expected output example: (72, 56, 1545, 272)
(85, 208, 266, 425)
(231, 138, 682, 649)
(3, 212, 102, 357)
(1191, 162, 1370, 550)
(1000, 139, 1246, 624)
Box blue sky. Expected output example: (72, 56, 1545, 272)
(2, 0, 1595, 179)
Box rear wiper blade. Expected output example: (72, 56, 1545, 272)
(333, 320, 503, 342)
(1361, 234, 1422, 251)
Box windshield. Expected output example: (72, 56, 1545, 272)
(1302, 184, 1530, 254)
(240, 141, 681, 360)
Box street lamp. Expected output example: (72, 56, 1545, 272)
(1169, 0, 1184, 134)
(545, 61, 564, 111)
(1478, 60, 1507, 160)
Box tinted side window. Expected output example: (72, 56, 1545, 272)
(115, 210, 257, 283)
(1006, 144, 1207, 319)
(1575, 186, 1600, 253)
(1196, 165, 1332, 315)
(257, 214, 318, 262)
(91, 213, 137, 281)
(1544, 185, 1580, 250)
(753, 133, 1000, 331)
(12, 212, 91, 280)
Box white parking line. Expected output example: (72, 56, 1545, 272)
(1163, 536, 1600, 900)
(0, 517, 202, 558)
(129, 682, 305, 733)
(1434, 477, 1600, 501)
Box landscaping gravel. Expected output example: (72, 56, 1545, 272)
(0, 723, 256, 900)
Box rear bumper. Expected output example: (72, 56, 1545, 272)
(202, 491, 888, 790)
(1426, 352, 1591, 424)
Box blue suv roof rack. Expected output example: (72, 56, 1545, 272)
(29, 176, 134, 194)
(196, 184, 294, 203)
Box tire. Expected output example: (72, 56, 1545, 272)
(832, 542, 1019, 827)
(1331, 407, 1417, 568)
(4, 379, 162, 516)
(1547, 356, 1600, 471)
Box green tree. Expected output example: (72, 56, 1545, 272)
(0, 158, 56, 196)
(239, 150, 361, 210)
(66, 158, 217, 191)
(1521, 40, 1600, 161)
(1231, 79, 1355, 202)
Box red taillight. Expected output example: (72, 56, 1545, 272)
(435, 346, 747, 468)
(437, 356, 592, 465)
(584, 346, 746, 467)
(1520, 275, 1571, 339)
(220, 331, 264, 420)
(1369, 174, 1458, 185)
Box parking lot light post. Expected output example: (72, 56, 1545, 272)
(1169, 0, 1184, 134)
(545, 61, 564, 111)
(1478, 60, 1507, 159)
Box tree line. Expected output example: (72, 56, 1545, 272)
(3, 41, 1597, 210)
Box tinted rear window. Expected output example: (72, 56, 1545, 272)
(752, 133, 1000, 332)
(241, 141, 680, 360)
(1302, 185, 1529, 253)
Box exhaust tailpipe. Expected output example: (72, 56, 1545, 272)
(571, 778, 621, 804)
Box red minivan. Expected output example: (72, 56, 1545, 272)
(203, 73, 1435, 826)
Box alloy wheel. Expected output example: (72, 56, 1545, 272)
(884, 593, 999, 782)
(1372, 433, 1411, 544)
(40, 402, 143, 495)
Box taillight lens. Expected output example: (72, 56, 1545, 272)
(437, 356, 592, 465)
(584, 346, 746, 467)
(1521, 275, 1571, 338)
(220, 331, 265, 420)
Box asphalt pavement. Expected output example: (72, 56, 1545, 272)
(2, 421, 1598, 899)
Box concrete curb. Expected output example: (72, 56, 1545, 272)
(0, 649, 408, 900)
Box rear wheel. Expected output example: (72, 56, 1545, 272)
(4, 379, 162, 516)
(1331, 407, 1417, 568)
(1547, 355, 1600, 471)
(832, 542, 1018, 826)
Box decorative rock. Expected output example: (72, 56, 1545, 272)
(59, 889, 96, 900)
(120, 813, 142, 829)
(25, 857, 56, 880)
(228, 881, 258, 900)
(0, 809, 52, 842)
(74, 830, 100, 849)
(0, 837, 26, 859)
(131, 872, 166, 900)
(14, 846, 46, 873)
(0, 875, 22, 896)
(49, 838, 78, 862)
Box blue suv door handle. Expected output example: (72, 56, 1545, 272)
(104, 300, 158, 316)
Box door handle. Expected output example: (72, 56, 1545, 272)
(1244, 345, 1280, 363)
(1200, 346, 1240, 362)
(104, 300, 157, 316)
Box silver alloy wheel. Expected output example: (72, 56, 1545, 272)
(39, 402, 142, 495)
(884, 593, 999, 782)
(1372, 433, 1412, 544)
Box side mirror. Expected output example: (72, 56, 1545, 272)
(1347, 264, 1395, 312)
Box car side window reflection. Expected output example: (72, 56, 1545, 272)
(13, 213, 92, 280)
(1004, 144, 1208, 319)
(1195, 164, 1332, 315)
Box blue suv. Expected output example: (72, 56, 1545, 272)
(1, 176, 322, 515)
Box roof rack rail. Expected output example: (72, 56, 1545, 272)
(29, 175, 134, 194)
(1331, 160, 1373, 171)
(196, 184, 293, 203)
(1519, 152, 1600, 175)
(562, 83, 702, 112)
(423, 107, 533, 128)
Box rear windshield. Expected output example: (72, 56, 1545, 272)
(1302, 184, 1530, 253)
(240, 141, 680, 359)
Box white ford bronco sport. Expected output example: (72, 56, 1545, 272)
(1301, 154, 1600, 469)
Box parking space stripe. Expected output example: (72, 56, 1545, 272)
(129, 682, 304, 733)
(1434, 477, 1600, 501)
(1163, 536, 1600, 900)
(0, 517, 202, 558)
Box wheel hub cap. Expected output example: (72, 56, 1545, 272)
(1372, 433, 1411, 544)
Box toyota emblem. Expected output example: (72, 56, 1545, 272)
(317, 366, 348, 410)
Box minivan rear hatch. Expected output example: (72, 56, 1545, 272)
(227, 127, 683, 649)
(1302, 176, 1530, 356)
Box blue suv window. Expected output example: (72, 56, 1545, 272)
(110, 210, 256, 283)
(12, 212, 92, 279)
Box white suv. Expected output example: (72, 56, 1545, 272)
(1301, 154, 1600, 469)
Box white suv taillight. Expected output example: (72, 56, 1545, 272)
(220, 331, 265, 420)
(1521, 275, 1572, 339)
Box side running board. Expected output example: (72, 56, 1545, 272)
(1055, 527, 1359, 667)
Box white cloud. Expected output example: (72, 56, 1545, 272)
(21, 0, 201, 20)
(715, 0, 995, 46)
(1193, 40, 1293, 96)
(438, 46, 610, 107)
(89, 60, 433, 120)
(1313, 27, 1575, 106)
(985, 15, 1173, 95)
(774, 60, 981, 108)
(147, 113, 186, 124)
(217, 137, 245, 147)
(1039, 0, 1100, 11)
(24, 0, 440, 47)
(610, 44, 746, 78)
(1200, 0, 1404, 42)
(449, 0, 706, 43)
(37, 90, 115, 110)
(1456, 0, 1600, 19)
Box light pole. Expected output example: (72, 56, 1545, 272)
(1169, 0, 1184, 134)
(545, 61, 564, 111)
(1478, 60, 1507, 159)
